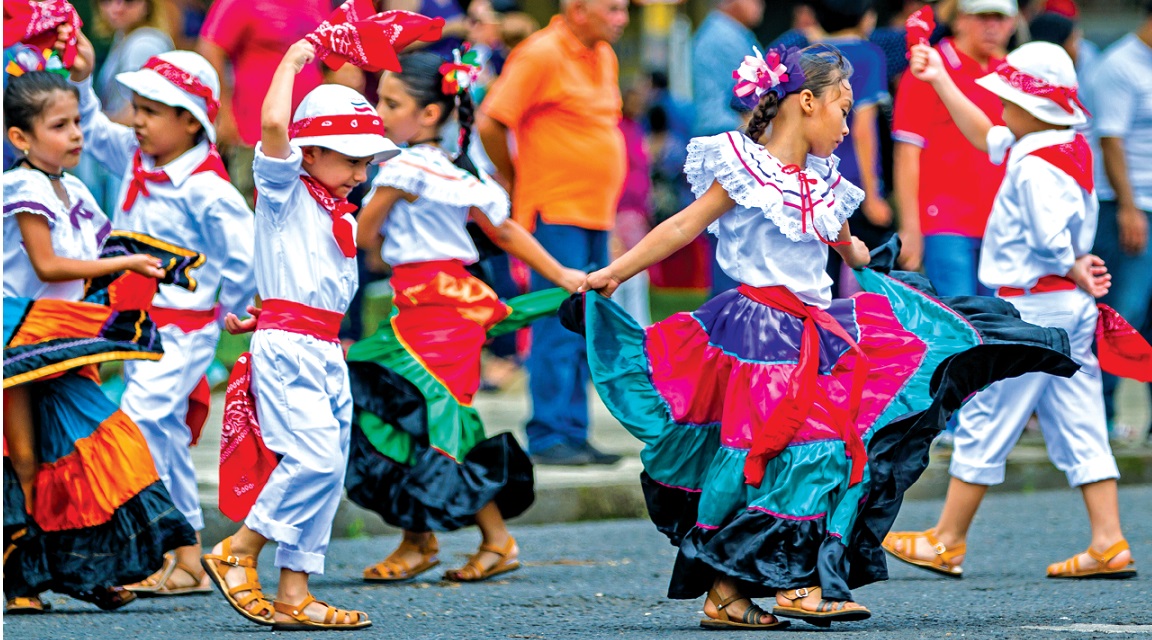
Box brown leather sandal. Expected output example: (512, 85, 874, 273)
(271, 594, 372, 631)
(773, 587, 871, 627)
(363, 535, 440, 582)
(5, 596, 50, 614)
(882, 528, 965, 578)
(1048, 539, 1137, 580)
(201, 537, 275, 625)
(444, 537, 520, 583)
(130, 556, 213, 597)
(700, 588, 789, 630)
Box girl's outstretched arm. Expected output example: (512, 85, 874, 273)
(831, 221, 872, 268)
(581, 181, 735, 297)
(262, 40, 316, 160)
(908, 44, 993, 153)
(470, 210, 585, 293)
(17, 213, 163, 281)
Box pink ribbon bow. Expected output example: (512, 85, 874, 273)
(733, 47, 791, 106)
(904, 5, 935, 56)
(305, 0, 445, 73)
(3, 0, 83, 67)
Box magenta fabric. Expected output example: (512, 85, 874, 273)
(616, 117, 651, 217)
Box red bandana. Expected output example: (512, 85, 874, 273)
(1027, 133, 1094, 192)
(122, 146, 231, 212)
(995, 63, 1090, 116)
(300, 175, 358, 258)
(904, 5, 935, 55)
(305, 0, 445, 73)
(142, 56, 220, 122)
(781, 164, 849, 247)
(288, 114, 385, 139)
(3, 0, 82, 67)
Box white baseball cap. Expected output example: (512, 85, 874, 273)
(976, 41, 1087, 127)
(289, 85, 399, 164)
(957, 0, 1018, 16)
(117, 51, 221, 143)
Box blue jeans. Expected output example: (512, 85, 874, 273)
(525, 220, 610, 453)
(1093, 201, 1152, 419)
(922, 234, 995, 298)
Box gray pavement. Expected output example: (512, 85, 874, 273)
(7, 485, 1151, 639)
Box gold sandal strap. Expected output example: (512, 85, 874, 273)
(1087, 540, 1129, 565)
(924, 530, 965, 561)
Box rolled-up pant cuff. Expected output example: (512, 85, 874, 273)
(949, 458, 1005, 486)
(184, 509, 204, 531)
(1065, 455, 1120, 487)
(244, 510, 301, 547)
(275, 546, 326, 575)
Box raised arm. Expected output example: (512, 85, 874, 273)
(908, 44, 993, 153)
(67, 29, 138, 176)
(262, 40, 316, 160)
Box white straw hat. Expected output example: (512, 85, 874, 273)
(116, 50, 221, 143)
(975, 41, 1087, 127)
(957, 0, 1018, 16)
(289, 85, 399, 164)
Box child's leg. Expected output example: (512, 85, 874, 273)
(3, 387, 37, 509)
(363, 530, 439, 581)
(1076, 479, 1131, 567)
(444, 502, 520, 581)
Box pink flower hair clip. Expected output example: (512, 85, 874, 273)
(732, 45, 805, 109)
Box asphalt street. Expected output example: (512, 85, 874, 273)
(6, 485, 1151, 640)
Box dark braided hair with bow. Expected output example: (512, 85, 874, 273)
(746, 45, 854, 144)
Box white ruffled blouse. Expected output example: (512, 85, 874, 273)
(686, 131, 864, 307)
(3, 167, 111, 301)
(367, 145, 510, 267)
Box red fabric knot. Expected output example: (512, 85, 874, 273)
(305, 0, 445, 73)
(300, 175, 358, 258)
(995, 63, 1091, 117)
(737, 285, 871, 488)
(3, 0, 82, 67)
(288, 114, 386, 139)
(123, 150, 170, 212)
(1027, 133, 1094, 192)
(781, 164, 848, 246)
(142, 56, 219, 122)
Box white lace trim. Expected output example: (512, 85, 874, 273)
(685, 132, 864, 242)
(374, 147, 510, 224)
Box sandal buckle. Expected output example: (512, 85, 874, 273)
(224, 555, 241, 565)
(794, 588, 809, 598)
(932, 543, 946, 555)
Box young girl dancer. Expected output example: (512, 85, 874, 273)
(884, 42, 1138, 581)
(344, 51, 584, 584)
(3, 58, 198, 613)
(569, 44, 1079, 629)
(66, 28, 256, 596)
(200, 39, 396, 631)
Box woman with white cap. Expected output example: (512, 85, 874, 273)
(199, 38, 400, 631)
(66, 29, 258, 597)
(884, 40, 1138, 581)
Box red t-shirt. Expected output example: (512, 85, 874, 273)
(892, 39, 1006, 238)
(200, 0, 328, 147)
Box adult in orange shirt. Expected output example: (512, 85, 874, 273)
(478, 0, 629, 466)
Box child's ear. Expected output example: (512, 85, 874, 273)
(301, 145, 319, 164)
(421, 103, 443, 127)
(180, 111, 203, 140)
(798, 89, 817, 115)
(7, 127, 31, 154)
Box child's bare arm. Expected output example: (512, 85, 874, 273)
(832, 222, 872, 268)
(908, 44, 993, 153)
(16, 213, 163, 281)
(470, 211, 585, 293)
(581, 181, 734, 297)
(262, 41, 316, 160)
(355, 187, 409, 258)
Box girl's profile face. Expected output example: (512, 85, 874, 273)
(807, 79, 852, 158)
(100, 0, 150, 33)
(376, 74, 424, 145)
(8, 89, 84, 173)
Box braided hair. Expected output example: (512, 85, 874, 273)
(746, 44, 853, 144)
(394, 51, 481, 178)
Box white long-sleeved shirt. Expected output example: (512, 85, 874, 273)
(978, 127, 1098, 291)
(72, 77, 256, 319)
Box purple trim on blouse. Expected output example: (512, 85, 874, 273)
(4, 200, 57, 221)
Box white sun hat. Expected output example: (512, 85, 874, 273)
(288, 85, 400, 164)
(975, 41, 1087, 127)
(957, 0, 1018, 16)
(116, 50, 221, 143)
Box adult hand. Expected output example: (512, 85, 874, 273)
(897, 228, 924, 271)
(578, 268, 622, 298)
(1117, 204, 1148, 256)
(1067, 254, 1111, 298)
(862, 196, 893, 227)
(223, 304, 262, 335)
(908, 43, 945, 84)
(124, 254, 165, 279)
(63, 28, 95, 83)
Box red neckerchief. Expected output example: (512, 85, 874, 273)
(305, 0, 445, 73)
(781, 164, 849, 246)
(299, 175, 358, 258)
(1026, 133, 1094, 192)
(3, 0, 82, 67)
(122, 146, 231, 212)
(738, 285, 870, 488)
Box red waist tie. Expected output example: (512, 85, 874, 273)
(737, 285, 870, 488)
(151, 306, 218, 332)
(997, 275, 1077, 298)
(256, 299, 343, 343)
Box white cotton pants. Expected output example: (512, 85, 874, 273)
(244, 329, 352, 575)
(121, 322, 220, 531)
(950, 288, 1119, 488)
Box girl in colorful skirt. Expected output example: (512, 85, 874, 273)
(571, 44, 1078, 629)
(345, 50, 585, 584)
(3, 55, 198, 613)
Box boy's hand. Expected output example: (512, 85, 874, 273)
(284, 40, 317, 75)
(61, 27, 95, 82)
(224, 304, 262, 335)
(578, 268, 623, 298)
(1067, 254, 1111, 298)
(909, 43, 946, 85)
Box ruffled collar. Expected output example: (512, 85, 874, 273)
(376, 145, 510, 219)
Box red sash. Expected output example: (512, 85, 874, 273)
(997, 275, 1078, 297)
(218, 353, 280, 522)
(255, 299, 344, 343)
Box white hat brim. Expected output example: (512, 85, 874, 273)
(116, 69, 217, 143)
(976, 73, 1086, 127)
(292, 134, 401, 164)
